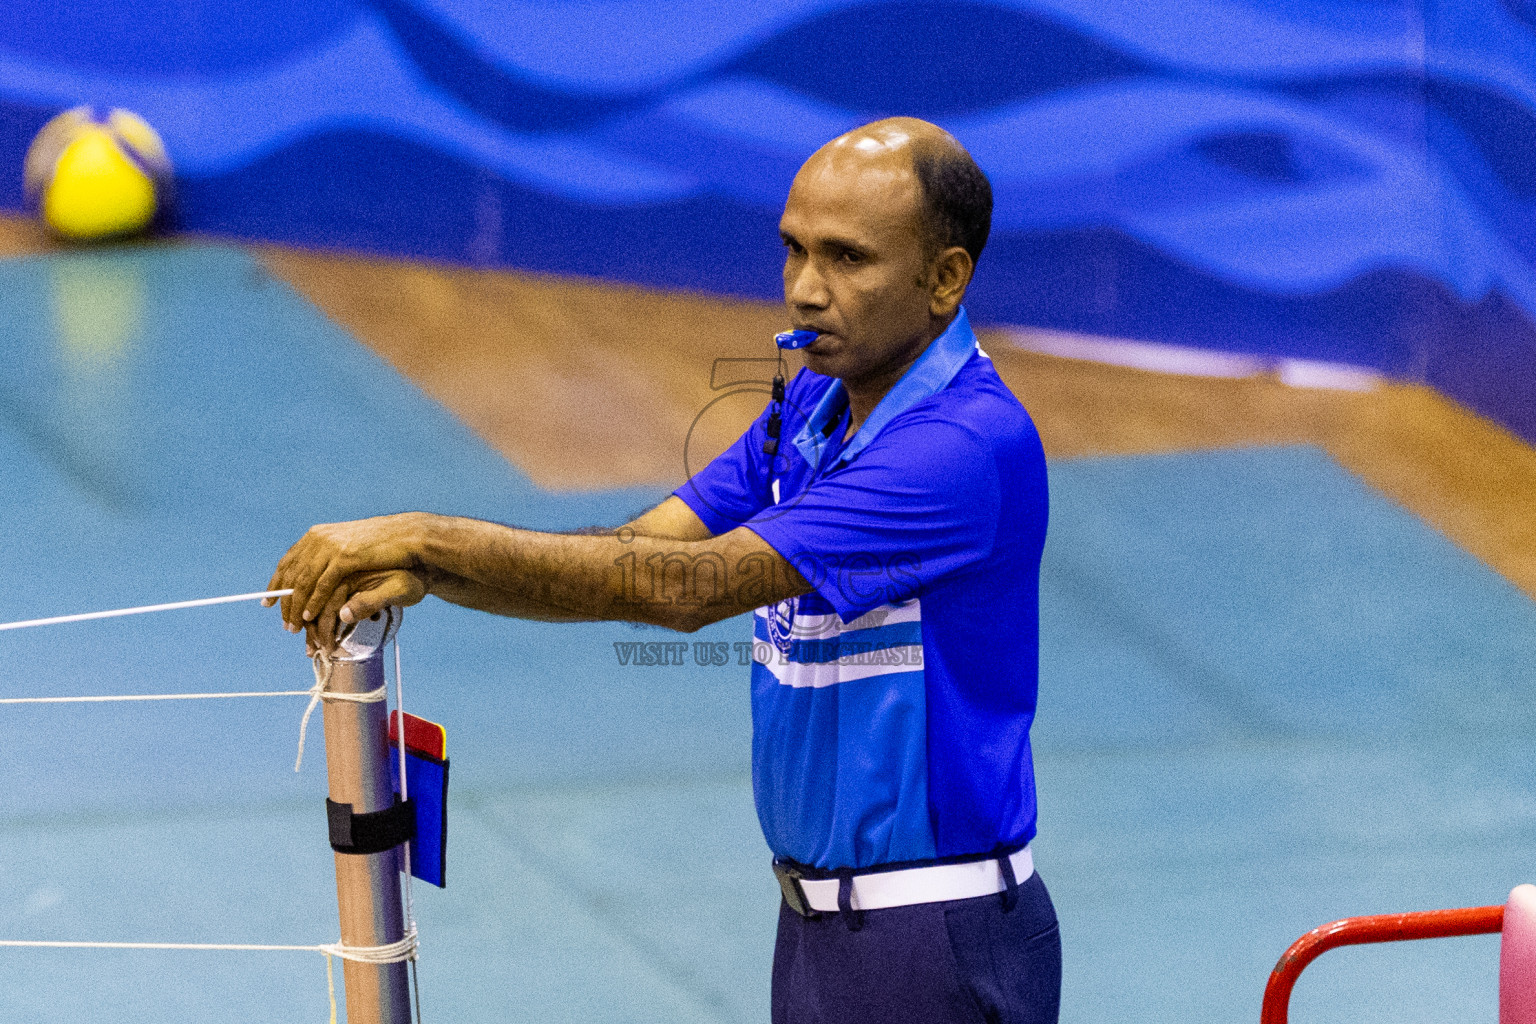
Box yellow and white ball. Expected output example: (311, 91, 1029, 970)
(24, 107, 172, 242)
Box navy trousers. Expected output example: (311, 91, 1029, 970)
(771, 870, 1062, 1024)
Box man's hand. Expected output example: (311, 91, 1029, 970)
(265, 513, 431, 648)
(291, 569, 430, 655)
(267, 500, 814, 649)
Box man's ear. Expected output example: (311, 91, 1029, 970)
(928, 245, 974, 316)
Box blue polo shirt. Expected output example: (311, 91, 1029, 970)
(674, 308, 1049, 871)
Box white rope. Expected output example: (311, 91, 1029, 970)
(0, 671, 382, 772)
(0, 928, 418, 1024)
(321, 927, 419, 965)
(0, 590, 293, 633)
(0, 590, 317, 706)
(0, 589, 384, 769)
(0, 939, 326, 951)
(0, 592, 425, 1023)
(292, 649, 387, 773)
(392, 635, 423, 1024)
(0, 690, 316, 705)
(316, 928, 420, 1024)
(0, 661, 384, 774)
(0, 931, 414, 964)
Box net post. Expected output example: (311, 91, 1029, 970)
(318, 609, 412, 1024)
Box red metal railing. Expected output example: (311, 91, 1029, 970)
(1261, 904, 1505, 1024)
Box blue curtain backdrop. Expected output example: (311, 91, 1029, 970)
(1, 0, 1533, 439)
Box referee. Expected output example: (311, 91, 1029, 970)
(269, 117, 1059, 1024)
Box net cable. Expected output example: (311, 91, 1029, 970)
(0, 588, 424, 1022)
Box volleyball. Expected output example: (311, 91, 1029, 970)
(23, 106, 171, 241)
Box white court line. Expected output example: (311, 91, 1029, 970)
(0, 589, 293, 633)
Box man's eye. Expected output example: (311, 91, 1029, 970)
(838, 250, 864, 264)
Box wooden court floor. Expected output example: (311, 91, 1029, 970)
(5, 215, 1535, 600)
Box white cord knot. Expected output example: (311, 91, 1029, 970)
(317, 926, 419, 1024)
(293, 650, 388, 772)
(320, 925, 419, 965)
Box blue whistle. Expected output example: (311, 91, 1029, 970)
(775, 329, 818, 349)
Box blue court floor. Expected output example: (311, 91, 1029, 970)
(0, 244, 1532, 1022)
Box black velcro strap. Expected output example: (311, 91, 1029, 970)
(327, 796, 416, 855)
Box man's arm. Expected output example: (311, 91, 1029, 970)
(267, 504, 809, 650)
(325, 497, 718, 630)
(624, 496, 715, 542)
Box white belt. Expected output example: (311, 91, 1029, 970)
(780, 846, 1034, 914)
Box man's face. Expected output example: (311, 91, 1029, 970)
(778, 143, 937, 385)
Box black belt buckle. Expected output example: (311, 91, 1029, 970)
(773, 859, 815, 917)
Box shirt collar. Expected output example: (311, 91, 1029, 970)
(791, 306, 979, 470)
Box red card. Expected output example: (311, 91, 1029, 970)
(389, 711, 446, 762)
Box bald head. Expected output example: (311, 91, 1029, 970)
(805, 118, 993, 264)
(777, 118, 987, 393)
(822, 116, 943, 159)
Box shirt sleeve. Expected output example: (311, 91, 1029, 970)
(672, 406, 775, 536)
(744, 415, 1002, 622)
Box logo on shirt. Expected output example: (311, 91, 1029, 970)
(766, 596, 798, 655)
(752, 598, 924, 687)
(764, 599, 902, 656)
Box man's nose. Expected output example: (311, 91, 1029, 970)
(786, 257, 830, 309)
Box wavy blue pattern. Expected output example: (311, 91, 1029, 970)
(1, 0, 1533, 438)
(0, 0, 362, 76)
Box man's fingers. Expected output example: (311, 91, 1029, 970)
(266, 551, 292, 618)
(272, 533, 317, 629)
(304, 622, 325, 658)
(264, 558, 296, 610)
(264, 545, 296, 608)
(269, 518, 422, 636)
(302, 558, 357, 626)
(341, 572, 427, 625)
(298, 571, 426, 653)
(286, 550, 320, 628)
(314, 583, 354, 653)
(288, 540, 339, 630)
(341, 587, 389, 625)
